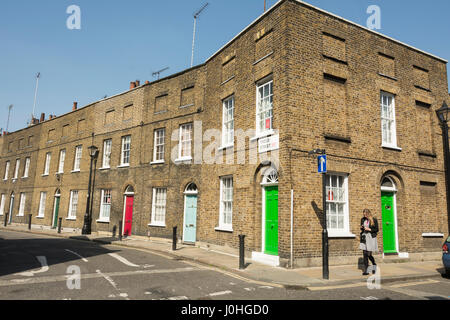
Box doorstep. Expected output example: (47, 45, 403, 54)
(251, 252, 280, 267)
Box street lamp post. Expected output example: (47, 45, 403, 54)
(309, 148, 329, 280)
(436, 101, 450, 234)
(82, 145, 99, 235)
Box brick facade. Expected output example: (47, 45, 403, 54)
(0, 0, 448, 267)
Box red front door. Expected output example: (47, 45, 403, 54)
(124, 196, 134, 236)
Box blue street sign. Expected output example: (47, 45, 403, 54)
(318, 155, 327, 173)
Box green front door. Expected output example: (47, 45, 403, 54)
(53, 197, 60, 229)
(265, 186, 278, 256)
(381, 192, 397, 253)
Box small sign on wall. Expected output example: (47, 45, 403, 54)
(258, 134, 279, 153)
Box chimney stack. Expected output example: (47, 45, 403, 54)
(145, 80, 150, 85)
(135, 80, 140, 87)
(130, 81, 136, 90)
(40, 113, 45, 122)
(73, 102, 78, 111)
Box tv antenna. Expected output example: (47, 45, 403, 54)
(191, 2, 209, 68)
(152, 67, 169, 80)
(32, 72, 41, 121)
(6, 105, 13, 133)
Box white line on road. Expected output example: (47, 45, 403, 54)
(389, 279, 439, 288)
(209, 290, 232, 297)
(96, 269, 130, 301)
(16, 256, 49, 277)
(167, 296, 189, 300)
(108, 253, 140, 267)
(65, 249, 88, 262)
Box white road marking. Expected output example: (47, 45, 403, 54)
(96, 269, 130, 301)
(0, 267, 197, 287)
(16, 256, 49, 277)
(244, 287, 255, 292)
(389, 279, 439, 288)
(144, 292, 152, 295)
(259, 286, 274, 289)
(108, 253, 140, 267)
(209, 290, 232, 297)
(167, 296, 188, 300)
(65, 249, 88, 262)
(361, 296, 379, 300)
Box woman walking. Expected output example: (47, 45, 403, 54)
(359, 209, 379, 275)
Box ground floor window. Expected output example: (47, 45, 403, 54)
(99, 189, 112, 221)
(151, 188, 167, 226)
(0, 194, 5, 216)
(219, 176, 233, 230)
(18, 193, 26, 216)
(326, 173, 349, 235)
(68, 191, 79, 219)
(38, 192, 46, 218)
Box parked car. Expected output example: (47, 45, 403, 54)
(443, 235, 450, 276)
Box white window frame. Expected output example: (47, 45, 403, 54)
(381, 91, 399, 149)
(67, 190, 79, 220)
(216, 176, 233, 232)
(256, 79, 274, 137)
(3, 161, 10, 180)
(58, 150, 66, 174)
(0, 194, 5, 216)
(325, 173, 354, 238)
(120, 136, 131, 167)
(23, 157, 30, 178)
(43, 153, 51, 176)
(102, 139, 112, 169)
(13, 159, 20, 180)
(73, 146, 82, 172)
(37, 192, 47, 218)
(222, 96, 235, 148)
(150, 188, 167, 227)
(18, 193, 26, 216)
(99, 189, 112, 222)
(152, 129, 165, 163)
(177, 124, 193, 161)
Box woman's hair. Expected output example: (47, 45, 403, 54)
(363, 209, 374, 224)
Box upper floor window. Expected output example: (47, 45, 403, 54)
(178, 124, 192, 160)
(222, 96, 235, 147)
(44, 153, 51, 176)
(256, 80, 273, 135)
(121, 136, 131, 166)
(73, 146, 82, 171)
(153, 129, 165, 163)
(381, 92, 397, 148)
(102, 139, 112, 169)
(58, 150, 66, 174)
(13, 159, 20, 180)
(23, 157, 30, 178)
(3, 161, 10, 180)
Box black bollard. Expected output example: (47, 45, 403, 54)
(239, 234, 246, 270)
(118, 220, 123, 241)
(28, 214, 32, 230)
(58, 217, 62, 234)
(172, 226, 177, 251)
(4, 213, 8, 227)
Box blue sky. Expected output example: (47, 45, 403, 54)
(1, 0, 449, 132)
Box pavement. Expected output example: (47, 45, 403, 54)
(1, 223, 447, 289)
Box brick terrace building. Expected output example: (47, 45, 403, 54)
(1, 0, 449, 267)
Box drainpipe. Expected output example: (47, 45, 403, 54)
(290, 189, 294, 269)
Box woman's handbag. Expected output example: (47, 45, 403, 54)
(360, 233, 366, 244)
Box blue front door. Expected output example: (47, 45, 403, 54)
(183, 195, 197, 243)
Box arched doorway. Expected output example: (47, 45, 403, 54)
(182, 183, 198, 243)
(252, 167, 280, 267)
(8, 192, 15, 224)
(380, 176, 399, 254)
(52, 189, 61, 229)
(122, 186, 135, 237)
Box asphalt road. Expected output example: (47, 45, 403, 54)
(0, 230, 449, 301)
